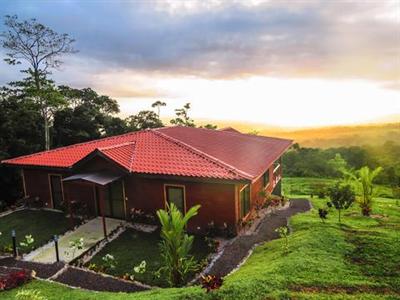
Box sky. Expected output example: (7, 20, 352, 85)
(0, 0, 399, 128)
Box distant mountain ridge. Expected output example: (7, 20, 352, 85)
(195, 120, 400, 148)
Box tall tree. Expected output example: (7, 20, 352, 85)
(151, 100, 166, 118)
(1, 15, 77, 150)
(170, 103, 195, 127)
(53, 86, 122, 146)
(126, 110, 163, 131)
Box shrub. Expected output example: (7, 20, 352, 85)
(102, 254, 117, 271)
(65, 237, 84, 259)
(157, 203, 200, 287)
(15, 289, 47, 300)
(318, 208, 328, 222)
(19, 235, 34, 253)
(201, 274, 223, 292)
(275, 226, 289, 254)
(130, 208, 157, 225)
(0, 269, 32, 291)
(328, 182, 355, 223)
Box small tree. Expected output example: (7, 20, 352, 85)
(151, 100, 166, 118)
(170, 103, 195, 127)
(156, 203, 200, 287)
(328, 182, 355, 223)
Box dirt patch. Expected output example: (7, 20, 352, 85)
(53, 266, 148, 292)
(0, 257, 64, 279)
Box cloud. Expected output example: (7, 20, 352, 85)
(0, 0, 399, 92)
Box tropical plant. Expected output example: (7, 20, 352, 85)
(201, 274, 223, 292)
(19, 235, 34, 252)
(156, 202, 201, 287)
(354, 166, 383, 216)
(328, 182, 355, 223)
(65, 237, 84, 258)
(101, 254, 117, 271)
(275, 226, 289, 253)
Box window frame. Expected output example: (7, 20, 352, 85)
(164, 184, 186, 213)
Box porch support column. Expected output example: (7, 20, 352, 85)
(65, 183, 74, 229)
(97, 185, 107, 239)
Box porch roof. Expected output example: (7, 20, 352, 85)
(63, 170, 123, 186)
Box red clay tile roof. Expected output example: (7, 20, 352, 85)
(2, 126, 292, 181)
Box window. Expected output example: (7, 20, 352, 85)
(240, 185, 250, 218)
(165, 185, 185, 213)
(263, 170, 270, 188)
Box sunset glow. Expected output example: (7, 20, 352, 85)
(1, 0, 399, 128)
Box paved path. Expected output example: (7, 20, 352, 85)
(207, 199, 311, 277)
(24, 217, 124, 263)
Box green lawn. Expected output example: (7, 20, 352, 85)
(88, 228, 211, 287)
(0, 209, 74, 254)
(283, 177, 394, 198)
(3, 178, 400, 299)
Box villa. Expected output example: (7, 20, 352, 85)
(2, 126, 292, 234)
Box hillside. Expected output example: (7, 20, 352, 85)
(195, 120, 400, 148)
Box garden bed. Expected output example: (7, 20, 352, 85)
(53, 266, 148, 292)
(0, 257, 64, 279)
(87, 228, 212, 287)
(0, 209, 77, 255)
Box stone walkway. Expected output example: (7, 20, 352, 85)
(24, 217, 124, 263)
(207, 199, 311, 277)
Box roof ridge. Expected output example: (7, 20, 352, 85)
(3, 130, 141, 163)
(158, 125, 293, 142)
(98, 141, 136, 151)
(152, 129, 253, 180)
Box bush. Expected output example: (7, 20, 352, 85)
(130, 208, 157, 225)
(201, 274, 223, 292)
(318, 208, 328, 222)
(328, 182, 355, 223)
(0, 269, 32, 291)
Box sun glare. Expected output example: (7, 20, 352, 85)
(117, 76, 400, 128)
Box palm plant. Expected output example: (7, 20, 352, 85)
(156, 203, 201, 287)
(356, 166, 383, 216)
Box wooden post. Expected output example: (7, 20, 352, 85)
(97, 186, 107, 238)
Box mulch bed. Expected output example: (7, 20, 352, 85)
(53, 266, 149, 292)
(0, 257, 64, 279)
(207, 199, 312, 277)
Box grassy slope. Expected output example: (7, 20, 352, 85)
(0, 210, 73, 253)
(3, 178, 400, 299)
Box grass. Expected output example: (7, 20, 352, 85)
(0, 209, 74, 254)
(2, 177, 400, 299)
(88, 228, 212, 287)
(283, 177, 394, 198)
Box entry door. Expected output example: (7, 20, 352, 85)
(49, 175, 64, 210)
(108, 180, 125, 219)
(165, 185, 185, 213)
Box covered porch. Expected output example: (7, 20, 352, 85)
(62, 170, 128, 238)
